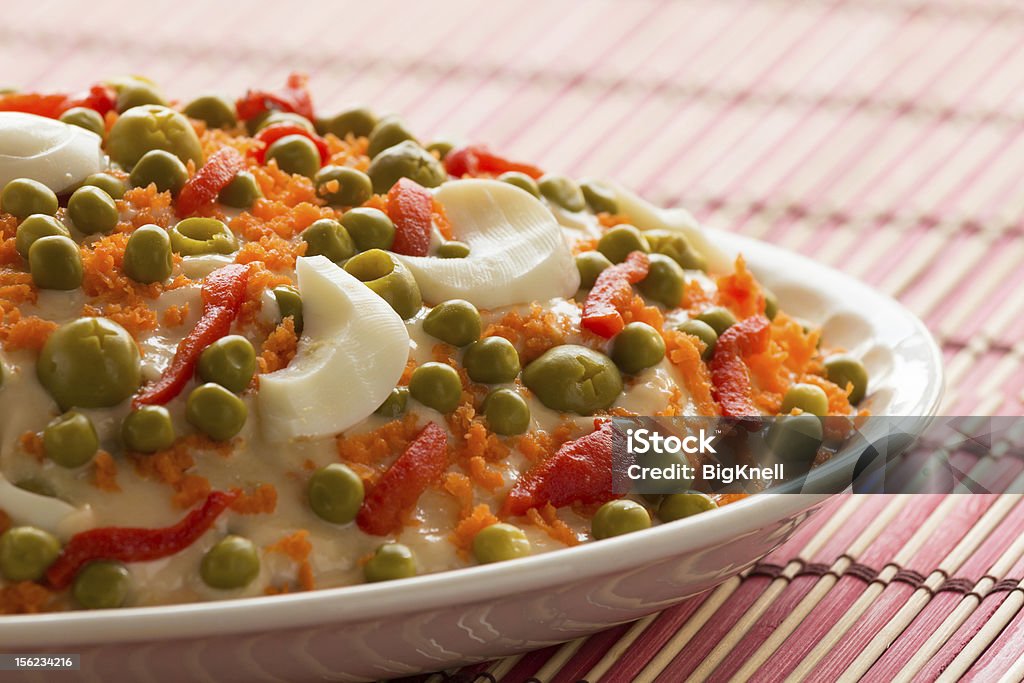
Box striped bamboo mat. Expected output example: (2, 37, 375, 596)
(6, 0, 1024, 680)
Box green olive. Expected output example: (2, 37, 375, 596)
(343, 249, 422, 319)
(315, 166, 373, 207)
(0, 527, 60, 582)
(59, 106, 105, 138)
(575, 250, 613, 289)
(170, 217, 237, 256)
(1, 178, 58, 219)
(657, 492, 717, 522)
(363, 543, 416, 582)
(115, 81, 167, 113)
(107, 105, 204, 169)
(121, 405, 175, 453)
(591, 499, 651, 539)
(676, 319, 717, 360)
(763, 288, 779, 321)
(497, 171, 540, 198)
(472, 523, 531, 564)
(538, 174, 585, 212)
(73, 561, 131, 609)
(68, 185, 119, 234)
(579, 178, 618, 214)
(198, 335, 257, 393)
(375, 386, 409, 418)
(183, 95, 237, 129)
(767, 414, 823, 464)
(482, 388, 531, 436)
(320, 106, 378, 139)
(426, 140, 454, 159)
(302, 218, 356, 263)
(308, 463, 364, 525)
(129, 149, 189, 195)
(638, 253, 685, 308)
(186, 383, 248, 441)
(423, 299, 482, 347)
(824, 355, 868, 405)
(597, 224, 650, 264)
(463, 336, 521, 384)
(29, 235, 83, 290)
(436, 241, 470, 258)
(200, 535, 259, 590)
(266, 134, 321, 178)
(781, 383, 829, 417)
(43, 411, 98, 468)
(408, 362, 463, 413)
(366, 140, 447, 194)
(272, 285, 303, 334)
(367, 117, 417, 158)
(15, 214, 70, 259)
(256, 112, 316, 134)
(695, 307, 737, 336)
(123, 224, 173, 284)
(37, 317, 141, 410)
(81, 173, 126, 200)
(341, 208, 395, 251)
(218, 171, 263, 209)
(645, 230, 706, 271)
(522, 345, 623, 415)
(611, 322, 666, 374)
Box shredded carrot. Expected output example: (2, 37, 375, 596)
(236, 262, 293, 330)
(257, 317, 298, 374)
(18, 431, 44, 462)
(130, 434, 230, 508)
(118, 185, 176, 229)
(82, 302, 158, 340)
(621, 294, 665, 329)
(514, 423, 576, 464)
(449, 503, 499, 559)
(230, 484, 278, 514)
(432, 199, 454, 240)
(801, 374, 853, 416)
(266, 530, 315, 591)
(0, 237, 19, 267)
(484, 303, 575, 364)
(0, 582, 53, 615)
(162, 303, 190, 328)
(681, 277, 713, 312)
(715, 255, 765, 319)
(663, 329, 719, 415)
(0, 314, 56, 352)
(442, 472, 475, 517)
(398, 357, 417, 386)
(336, 413, 421, 466)
(91, 451, 120, 492)
(597, 212, 632, 228)
(525, 504, 580, 546)
(467, 455, 504, 492)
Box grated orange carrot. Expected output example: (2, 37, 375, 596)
(449, 503, 499, 559)
(230, 484, 278, 515)
(483, 304, 574, 364)
(130, 434, 230, 508)
(715, 255, 765, 319)
(162, 303, 190, 328)
(663, 329, 719, 415)
(467, 455, 504, 492)
(18, 431, 44, 461)
(266, 530, 315, 592)
(442, 472, 475, 517)
(0, 582, 53, 615)
(257, 317, 298, 374)
(525, 504, 580, 546)
(336, 413, 422, 466)
(432, 199, 454, 240)
(91, 451, 120, 492)
(0, 314, 56, 352)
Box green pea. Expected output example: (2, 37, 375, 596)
(266, 135, 321, 178)
(538, 174, 585, 212)
(409, 362, 463, 413)
(81, 173, 126, 200)
(186, 383, 248, 441)
(436, 241, 470, 259)
(763, 288, 779, 321)
(423, 299, 482, 347)
(123, 224, 173, 284)
(214, 171, 261, 210)
(29, 235, 83, 290)
(341, 207, 395, 251)
(315, 166, 373, 207)
(14, 214, 69, 259)
(463, 336, 520, 384)
(37, 317, 141, 410)
(472, 523, 531, 564)
(597, 224, 650, 264)
(695, 307, 737, 336)
(824, 355, 868, 405)
(343, 249, 422, 319)
(522, 345, 623, 415)
(272, 285, 303, 334)
(59, 106, 105, 138)
(497, 171, 540, 198)
(121, 405, 175, 453)
(482, 388, 531, 436)
(591, 499, 651, 539)
(579, 178, 618, 214)
(107, 105, 204, 169)
(198, 335, 257, 394)
(302, 218, 355, 263)
(781, 383, 829, 417)
(364, 543, 416, 582)
(367, 140, 447, 194)
(426, 140, 454, 159)
(0, 527, 60, 582)
(73, 561, 131, 609)
(575, 251, 613, 289)
(1, 178, 58, 219)
(375, 386, 409, 418)
(638, 253, 685, 308)
(68, 185, 119, 234)
(676, 319, 717, 360)
(657, 492, 717, 522)
(43, 411, 98, 468)
(183, 95, 237, 129)
(319, 106, 378, 139)
(645, 230, 706, 271)
(200, 535, 259, 590)
(767, 414, 823, 464)
(129, 150, 189, 195)
(115, 81, 167, 113)
(170, 217, 237, 256)
(308, 463, 364, 525)
(256, 112, 315, 134)
(611, 322, 666, 374)
(367, 117, 416, 158)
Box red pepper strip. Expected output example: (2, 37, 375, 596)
(581, 251, 650, 338)
(236, 72, 314, 122)
(357, 422, 449, 536)
(0, 84, 116, 119)
(444, 144, 544, 180)
(133, 264, 250, 408)
(46, 490, 237, 589)
(176, 147, 246, 217)
(501, 420, 618, 517)
(709, 315, 771, 418)
(250, 123, 329, 165)
(386, 178, 434, 257)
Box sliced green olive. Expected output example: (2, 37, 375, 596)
(591, 499, 651, 539)
(422, 299, 482, 347)
(170, 217, 237, 256)
(462, 336, 520, 384)
(363, 543, 416, 582)
(43, 411, 99, 468)
(343, 249, 422, 319)
(522, 345, 622, 415)
(472, 523, 531, 564)
(307, 463, 364, 524)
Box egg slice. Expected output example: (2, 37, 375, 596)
(0, 476, 95, 540)
(258, 255, 410, 441)
(0, 112, 105, 193)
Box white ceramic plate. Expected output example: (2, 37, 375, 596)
(0, 229, 944, 682)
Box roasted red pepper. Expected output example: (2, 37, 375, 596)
(251, 123, 329, 166)
(133, 264, 250, 408)
(357, 422, 449, 536)
(0, 84, 116, 119)
(581, 251, 650, 338)
(444, 144, 543, 180)
(236, 72, 314, 122)
(46, 490, 237, 589)
(710, 315, 771, 418)
(502, 420, 619, 517)
(176, 147, 246, 217)
(387, 177, 434, 257)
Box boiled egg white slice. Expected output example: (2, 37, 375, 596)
(0, 111, 105, 193)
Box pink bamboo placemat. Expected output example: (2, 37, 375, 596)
(6, 0, 1024, 680)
